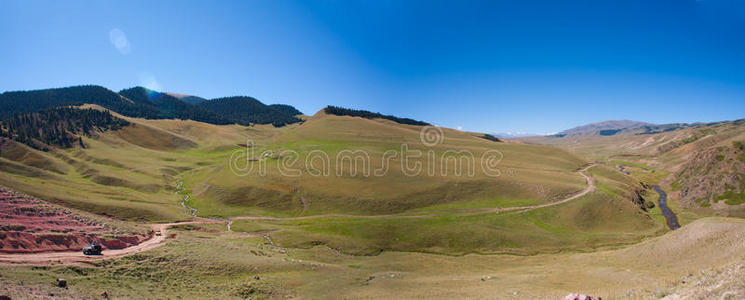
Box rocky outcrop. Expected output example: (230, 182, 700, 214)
(673, 143, 745, 207)
(631, 186, 655, 211)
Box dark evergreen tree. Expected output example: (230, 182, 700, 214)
(0, 85, 160, 120)
(118, 87, 232, 125)
(198, 96, 303, 126)
(0, 107, 130, 149)
(323, 106, 430, 126)
(1, 85, 305, 128)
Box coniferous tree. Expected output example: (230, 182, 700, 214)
(1, 85, 306, 128)
(323, 106, 430, 126)
(197, 96, 303, 126)
(0, 107, 129, 149)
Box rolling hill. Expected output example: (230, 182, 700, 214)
(0, 94, 664, 255)
(1, 96, 743, 299)
(176, 109, 664, 255)
(2, 89, 733, 297)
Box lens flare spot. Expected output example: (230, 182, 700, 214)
(138, 72, 163, 92)
(108, 28, 131, 55)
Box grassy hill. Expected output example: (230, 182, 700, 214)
(0, 104, 248, 222)
(186, 110, 588, 216)
(176, 111, 663, 254)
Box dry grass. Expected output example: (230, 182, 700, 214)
(0, 217, 742, 299)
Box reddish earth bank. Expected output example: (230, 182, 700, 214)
(0, 187, 149, 253)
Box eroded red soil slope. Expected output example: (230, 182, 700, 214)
(0, 187, 149, 253)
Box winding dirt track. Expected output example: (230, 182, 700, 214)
(0, 221, 213, 264)
(232, 164, 596, 221)
(0, 165, 595, 264)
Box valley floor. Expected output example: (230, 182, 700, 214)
(1, 217, 744, 299)
(0, 158, 700, 299)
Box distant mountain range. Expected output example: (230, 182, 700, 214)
(550, 120, 696, 138)
(489, 132, 544, 139)
(0, 85, 303, 127)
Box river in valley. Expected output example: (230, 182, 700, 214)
(652, 185, 681, 230)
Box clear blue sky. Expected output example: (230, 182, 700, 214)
(2, 0, 745, 134)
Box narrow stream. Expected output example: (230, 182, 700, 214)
(175, 177, 198, 217)
(652, 185, 681, 230)
(175, 176, 233, 231)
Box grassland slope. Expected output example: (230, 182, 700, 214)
(187, 111, 590, 217)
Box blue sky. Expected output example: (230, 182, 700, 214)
(2, 0, 745, 134)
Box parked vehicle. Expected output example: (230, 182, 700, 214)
(82, 244, 103, 255)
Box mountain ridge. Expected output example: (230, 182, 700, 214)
(556, 120, 654, 137)
(0, 85, 303, 127)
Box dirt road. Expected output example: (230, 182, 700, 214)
(0, 221, 212, 264)
(491, 163, 595, 214)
